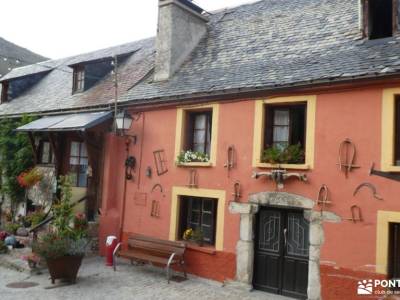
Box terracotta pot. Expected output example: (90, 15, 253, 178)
(46, 255, 83, 284)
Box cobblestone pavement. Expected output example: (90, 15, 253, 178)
(0, 256, 291, 300)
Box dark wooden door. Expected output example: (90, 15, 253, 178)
(388, 222, 400, 279)
(253, 207, 309, 299)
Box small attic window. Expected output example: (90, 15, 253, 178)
(365, 0, 395, 39)
(1, 82, 9, 103)
(72, 65, 85, 93)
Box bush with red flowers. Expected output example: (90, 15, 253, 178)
(0, 231, 8, 241)
(17, 168, 43, 188)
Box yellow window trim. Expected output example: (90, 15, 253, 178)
(376, 210, 400, 274)
(381, 88, 400, 172)
(174, 103, 219, 167)
(252, 95, 316, 169)
(169, 186, 225, 251)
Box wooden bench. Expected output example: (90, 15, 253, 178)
(113, 234, 187, 283)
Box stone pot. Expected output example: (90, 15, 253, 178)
(46, 255, 83, 284)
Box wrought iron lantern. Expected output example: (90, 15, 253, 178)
(115, 111, 133, 132)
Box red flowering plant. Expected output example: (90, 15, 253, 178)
(33, 176, 90, 260)
(0, 231, 8, 241)
(17, 168, 43, 188)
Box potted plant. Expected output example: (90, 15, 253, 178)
(176, 150, 210, 164)
(262, 143, 305, 165)
(33, 176, 89, 284)
(183, 228, 204, 246)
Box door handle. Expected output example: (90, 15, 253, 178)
(283, 228, 287, 246)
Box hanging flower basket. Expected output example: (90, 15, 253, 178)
(17, 168, 43, 188)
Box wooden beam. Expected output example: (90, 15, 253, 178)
(48, 133, 61, 170)
(27, 132, 38, 164)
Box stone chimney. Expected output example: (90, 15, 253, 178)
(154, 0, 208, 81)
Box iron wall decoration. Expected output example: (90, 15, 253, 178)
(224, 145, 236, 177)
(145, 166, 152, 178)
(232, 181, 241, 202)
(344, 205, 363, 223)
(150, 184, 164, 218)
(134, 192, 147, 206)
(317, 184, 331, 212)
(252, 169, 307, 189)
(187, 169, 198, 188)
(150, 200, 160, 218)
(338, 138, 360, 177)
(369, 162, 400, 182)
(353, 182, 383, 201)
(151, 183, 164, 194)
(125, 156, 136, 180)
(153, 150, 168, 176)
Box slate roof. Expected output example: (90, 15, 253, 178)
(120, 0, 400, 103)
(1, 0, 400, 116)
(0, 37, 47, 78)
(0, 38, 154, 116)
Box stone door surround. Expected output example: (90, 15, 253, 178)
(229, 192, 341, 300)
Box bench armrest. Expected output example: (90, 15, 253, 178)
(113, 242, 122, 257)
(167, 252, 176, 266)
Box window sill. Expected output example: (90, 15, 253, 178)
(254, 162, 310, 170)
(380, 165, 400, 173)
(176, 162, 213, 168)
(186, 243, 216, 255)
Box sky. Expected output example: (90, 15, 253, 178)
(0, 0, 253, 60)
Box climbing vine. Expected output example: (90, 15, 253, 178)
(0, 115, 36, 214)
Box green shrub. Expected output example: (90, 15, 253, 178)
(0, 240, 8, 254)
(27, 210, 46, 227)
(5, 223, 20, 235)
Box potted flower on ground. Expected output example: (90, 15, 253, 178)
(22, 253, 40, 270)
(33, 176, 89, 284)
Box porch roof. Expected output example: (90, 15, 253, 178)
(16, 111, 112, 132)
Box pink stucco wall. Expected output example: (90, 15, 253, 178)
(99, 83, 400, 298)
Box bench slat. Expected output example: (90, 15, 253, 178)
(119, 251, 178, 265)
(128, 239, 185, 256)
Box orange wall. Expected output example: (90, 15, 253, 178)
(100, 84, 400, 295)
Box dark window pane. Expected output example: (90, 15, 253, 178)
(191, 198, 201, 211)
(179, 196, 217, 246)
(186, 111, 212, 155)
(202, 226, 212, 242)
(190, 211, 200, 224)
(69, 141, 88, 187)
(202, 212, 212, 226)
(203, 199, 212, 212)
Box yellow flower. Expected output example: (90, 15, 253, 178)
(183, 228, 193, 240)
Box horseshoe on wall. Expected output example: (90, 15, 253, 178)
(353, 182, 383, 201)
(151, 183, 164, 194)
